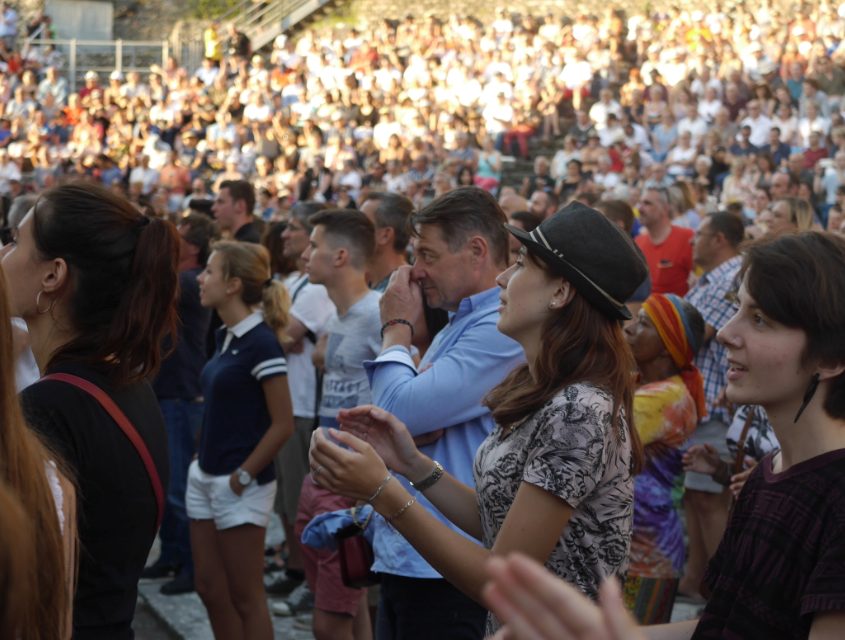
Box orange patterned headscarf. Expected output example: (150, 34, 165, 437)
(642, 293, 707, 419)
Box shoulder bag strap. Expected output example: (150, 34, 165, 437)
(291, 275, 318, 344)
(290, 274, 310, 303)
(42, 373, 165, 531)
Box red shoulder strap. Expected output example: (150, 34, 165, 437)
(41, 373, 165, 531)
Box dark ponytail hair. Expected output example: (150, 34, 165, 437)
(31, 182, 179, 386)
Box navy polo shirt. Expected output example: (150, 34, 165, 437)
(198, 311, 287, 484)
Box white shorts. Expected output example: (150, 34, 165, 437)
(186, 460, 277, 530)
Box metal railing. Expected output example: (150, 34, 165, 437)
(24, 0, 334, 92)
(27, 38, 204, 90)
(218, 0, 334, 51)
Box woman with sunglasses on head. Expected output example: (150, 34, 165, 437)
(3, 182, 178, 639)
(308, 202, 648, 635)
(482, 231, 845, 640)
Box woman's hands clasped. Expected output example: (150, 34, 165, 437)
(308, 405, 430, 499)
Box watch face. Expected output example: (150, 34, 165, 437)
(238, 470, 251, 485)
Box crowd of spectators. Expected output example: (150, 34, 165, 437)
(1, 3, 845, 234)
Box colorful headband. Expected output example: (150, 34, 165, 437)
(642, 293, 707, 418)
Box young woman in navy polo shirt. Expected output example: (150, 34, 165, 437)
(189, 240, 295, 640)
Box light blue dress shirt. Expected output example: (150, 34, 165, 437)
(363, 286, 524, 578)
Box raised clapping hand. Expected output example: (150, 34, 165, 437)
(337, 405, 424, 478)
(309, 426, 389, 500)
(308, 406, 427, 498)
(682, 444, 722, 476)
(483, 553, 646, 640)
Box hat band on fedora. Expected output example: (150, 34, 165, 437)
(528, 227, 626, 310)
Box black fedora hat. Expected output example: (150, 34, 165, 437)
(505, 201, 648, 320)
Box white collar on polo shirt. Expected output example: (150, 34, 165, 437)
(222, 310, 263, 353)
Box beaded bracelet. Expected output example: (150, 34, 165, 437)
(381, 318, 415, 340)
(410, 460, 444, 492)
(385, 495, 417, 525)
(366, 473, 392, 504)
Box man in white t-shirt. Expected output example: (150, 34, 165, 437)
(678, 104, 709, 147)
(0, 148, 21, 195)
(740, 100, 774, 148)
(267, 202, 336, 598)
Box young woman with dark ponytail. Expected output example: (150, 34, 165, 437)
(190, 240, 295, 639)
(3, 181, 179, 639)
(0, 263, 73, 640)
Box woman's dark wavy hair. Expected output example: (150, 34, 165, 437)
(741, 231, 845, 419)
(31, 182, 179, 386)
(484, 251, 644, 473)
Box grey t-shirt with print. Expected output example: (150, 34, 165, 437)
(318, 289, 382, 427)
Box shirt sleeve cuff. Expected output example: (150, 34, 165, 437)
(364, 345, 416, 368)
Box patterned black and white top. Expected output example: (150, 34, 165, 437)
(474, 383, 635, 634)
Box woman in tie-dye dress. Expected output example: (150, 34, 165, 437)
(623, 293, 707, 624)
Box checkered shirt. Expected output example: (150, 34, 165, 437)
(685, 255, 742, 424)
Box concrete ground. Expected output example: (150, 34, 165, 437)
(137, 580, 315, 640)
(137, 515, 314, 639)
(133, 599, 179, 640)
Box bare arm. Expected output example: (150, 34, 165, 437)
(310, 427, 573, 603)
(286, 316, 311, 344)
(404, 453, 484, 539)
(230, 376, 294, 494)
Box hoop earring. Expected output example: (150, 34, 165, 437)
(35, 290, 55, 315)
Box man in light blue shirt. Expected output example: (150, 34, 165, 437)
(364, 187, 524, 640)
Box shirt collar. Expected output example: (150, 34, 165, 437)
(228, 310, 264, 338)
(454, 286, 500, 320)
(705, 254, 742, 281)
(221, 310, 263, 353)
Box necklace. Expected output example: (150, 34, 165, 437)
(502, 417, 528, 439)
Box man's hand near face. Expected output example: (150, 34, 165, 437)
(380, 264, 424, 349)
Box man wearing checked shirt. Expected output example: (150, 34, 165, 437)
(364, 187, 524, 640)
(682, 211, 745, 599)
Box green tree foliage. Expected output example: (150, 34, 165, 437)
(189, 0, 241, 18)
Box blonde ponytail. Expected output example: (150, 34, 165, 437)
(212, 240, 292, 345)
(262, 279, 291, 345)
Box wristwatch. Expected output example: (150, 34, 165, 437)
(236, 467, 253, 488)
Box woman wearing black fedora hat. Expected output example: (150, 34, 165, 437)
(308, 201, 649, 635)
